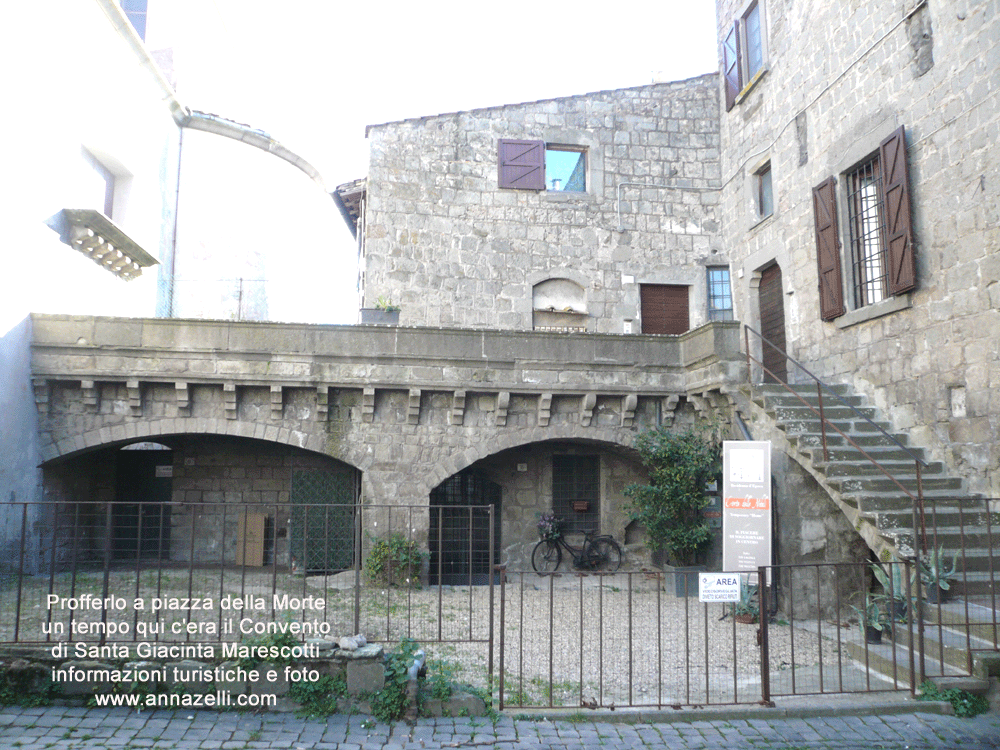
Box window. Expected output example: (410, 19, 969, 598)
(756, 163, 773, 218)
(723, 1, 768, 111)
(552, 455, 599, 534)
(813, 126, 915, 320)
(545, 147, 585, 192)
(498, 139, 587, 192)
(640, 284, 690, 334)
(707, 267, 734, 321)
(846, 156, 886, 306)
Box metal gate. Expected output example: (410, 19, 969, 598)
(289, 468, 358, 573)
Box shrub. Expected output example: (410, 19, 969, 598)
(370, 638, 421, 723)
(918, 680, 989, 718)
(624, 423, 722, 567)
(365, 533, 426, 588)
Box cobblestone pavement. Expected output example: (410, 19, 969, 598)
(1, 704, 999, 750)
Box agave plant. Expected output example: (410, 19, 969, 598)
(918, 545, 957, 592)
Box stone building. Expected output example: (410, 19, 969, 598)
(715, 0, 997, 497)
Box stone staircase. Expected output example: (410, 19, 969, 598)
(745, 381, 999, 701)
(745, 382, 995, 593)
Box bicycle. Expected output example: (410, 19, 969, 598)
(531, 525, 623, 574)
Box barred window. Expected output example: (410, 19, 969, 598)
(847, 156, 887, 307)
(552, 455, 599, 534)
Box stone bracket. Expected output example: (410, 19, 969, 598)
(81, 380, 99, 411)
(224, 383, 237, 420)
(538, 393, 553, 427)
(33, 380, 50, 415)
(496, 392, 510, 427)
(316, 387, 329, 421)
(175, 382, 190, 417)
(407, 389, 422, 425)
(127, 379, 142, 417)
(449, 390, 466, 426)
(660, 394, 680, 426)
(270, 385, 283, 420)
(580, 393, 597, 427)
(362, 387, 375, 423)
(621, 393, 638, 427)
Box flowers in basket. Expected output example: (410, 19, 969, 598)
(537, 513, 563, 541)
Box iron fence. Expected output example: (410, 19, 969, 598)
(2, 499, 996, 709)
(0, 501, 496, 654)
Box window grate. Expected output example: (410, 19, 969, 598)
(552, 455, 599, 533)
(847, 156, 887, 307)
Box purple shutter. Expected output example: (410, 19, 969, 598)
(723, 22, 741, 111)
(813, 177, 846, 320)
(880, 126, 916, 295)
(498, 139, 545, 190)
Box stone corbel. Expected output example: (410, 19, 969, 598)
(316, 387, 329, 421)
(81, 380, 99, 411)
(175, 382, 191, 417)
(580, 393, 597, 427)
(224, 383, 237, 420)
(450, 390, 466, 426)
(270, 385, 283, 420)
(362, 387, 376, 423)
(33, 380, 50, 415)
(127, 379, 142, 417)
(407, 389, 422, 425)
(621, 393, 638, 427)
(495, 392, 510, 427)
(660, 394, 681, 426)
(538, 393, 553, 427)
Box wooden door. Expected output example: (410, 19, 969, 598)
(640, 284, 689, 334)
(236, 512, 266, 566)
(758, 265, 787, 383)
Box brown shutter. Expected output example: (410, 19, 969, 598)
(498, 139, 545, 190)
(723, 22, 741, 111)
(813, 177, 845, 320)
(880, 126, 916, 294)
(640, 285, 689, 334)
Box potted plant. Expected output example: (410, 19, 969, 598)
(872, 558, 908, 622)
(917, 546, 957, 603)
(360, 296, 401, 325)
(624, 423, 721, 597)
(851, 593, 886, 644)
(733, 576, 760, 624)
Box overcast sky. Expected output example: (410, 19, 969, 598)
(152, 0, 719, 187)
(146, 0, 720, 323)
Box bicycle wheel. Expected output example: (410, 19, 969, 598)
(531, 540, 562, 574)
(590, 538, 622, 573)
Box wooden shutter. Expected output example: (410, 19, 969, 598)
(812, 177, 845, 320)
(880, 126, 916, 294)
(498, 139, 545, 190)
(723, 22, 741, 111)
(640, 285, 689, 334)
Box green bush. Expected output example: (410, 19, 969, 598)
(918, 680, 989, 718)
(370, 638, 421, 723)
(365, 534, 426, 588)
(624, 423, 721, 567)
(289, 674, 346, 717)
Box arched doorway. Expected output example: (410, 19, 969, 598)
(113, 443, 172, 560)
(429, 470, 501, 585)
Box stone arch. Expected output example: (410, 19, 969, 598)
(416, 424, 639, 500)
(39, 417, 369, 473)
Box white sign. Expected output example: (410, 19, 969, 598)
(722, 441, 772, 582)
(698, 573, 741, 603)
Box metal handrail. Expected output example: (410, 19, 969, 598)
(743, 325, 927, 553)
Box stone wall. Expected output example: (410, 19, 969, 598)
(716, 0, 1000, 495)
(363, 77, 726, 333)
